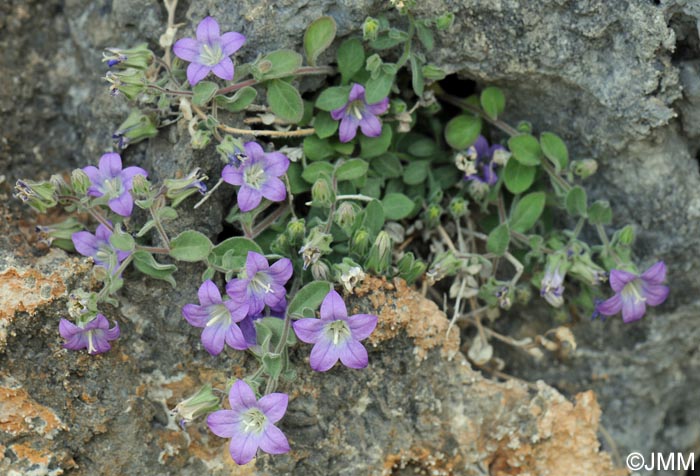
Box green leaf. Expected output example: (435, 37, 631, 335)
(382, 193, 415, 220)
(509, 191, 546, 233)
(371, 153, 403, 178)
(363, 199, 385, 235)
(132, 250, 177, 287)
(337, 38, 365, 83)
(410, 55, 424, 97)
(365, 70, 395, 104)
(315, 86, 351, 111)
(258, 317, 297, 347)
(313, 111, 339, 139)
(304, 16, 337, 66)
(403, 160, 429, 185)
(415, 22, 435, 51)
(209, 237, 262, 268)
(192, 81, 218, 106)
(286, 162, 309, 194)
(302, 161, 334, 184)
(360, 125, 392, 158)
(216, 86, 257, 112)
(503, 160, 536, 194)
(259, 49, 302, 79)
(480, 86, 506, 120)
(407, 137, 437, 157)
(266, 79, 303, 123)
(303, 135, 335, 161)
(262, 353, 283, 379)
(445, 114, 482, 150)
(508, 134, 542, 166)
(169, 230, 213, 262)
(287, 281, 333, 317)
(565, 186, 588, 217)
(109, 228, 135, 252)
(487, 223, 510, 256)
(588, 200, 612, 225)
(336, 159, 369, 181)
(540, 132, 569, 171)
(369, 30, 407, 50)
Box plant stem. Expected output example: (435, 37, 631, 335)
(149, 204, 171, 248)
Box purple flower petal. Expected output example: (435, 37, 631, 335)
(268, 258, 293, 284)
(246, 252, 269, 276)
(196, 16, 220, 44)
(226, 279, 248, 303)
(98, 153, 122, 178)
(621, 294, 646, 323)
(330, 105, 347, 121)
(596, 293, 622, 316)
(223, 299, 249, 322)
(338, 115, 360, 143)
(257, 393, 288, 424)
(94, 224, 112, 242)
(221, 164, 244, 185)
(338, 339, 369, 369)
(643, 283, 669, 306)
(229, 380, 257, 409)
(262, 153, 290, 176)
(89, 331, 113, 354)
(348, 83, 366, 102)
(108, 192, 134, 217)
(72, 231, 100, 258)
(609, 269, 638, 293)
(220, 32, 246, 56)
(104, 322, 120, 341)
(260, 176, 287, 202)
(309, 337, 341, 372)
(641, 261, 666, 285)
(238, 316, 257, 346)
(229, 432, 261, 465)
(120, 166, 148, 188)
(198, 280, 223, 306)
(259, 424, 290, 455)
(201, 323, 227, 355)
(347, 314, 377, 340)
(472, 136, 489, 158)
(59, 318, 82, 339)
(87, 314, 110, 330)
(320, 290, 347, 321)
(207, 409, 241, 438)
(83, 165, 102, 185)
(244, 142, 265, 161)
(365, 97, 389, 115)
(294, 316, 324, 343)
(173, 38, 200, 62)
(225, 323, 249, 350)
(358, 113, 382, 138)
(182, 303, 210, 327)
(237, 185, 263, 212)
(187, 62, 211, 86)
(212, 56, 234, 81)
(63, 333, 89, 351)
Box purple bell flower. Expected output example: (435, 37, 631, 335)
(71, 224, 130, 271)
(226, 252, 293, 317)
(465, 136, 503, 186)
(292, 290, 377, 372)
(207, 379, 290, 465)
(596, 261, 669, 323)
(331, 83, 389, 143)
(173, 16, 246, 86)
(83, 153, 148, 217)
(221, 142, 290, 212)
(59, 314, 120, 355)
(182, 280, 250, 355)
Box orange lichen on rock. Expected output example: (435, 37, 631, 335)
(484, 387, 626, 476)
(355, 276, 460, 361)
(0, 380, 65, 439)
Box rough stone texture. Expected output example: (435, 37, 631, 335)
(3, 0, 700, 474)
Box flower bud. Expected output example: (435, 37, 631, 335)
(573, 159, 598, 179)
(435, 12, 455, 30)
(113, 110, 158, 149)
(568, 251, 606, 286)
(102, 43, 154, 70)
(365, 231, 392, 274)
(36, 217, 83, 250)
(104, 68, 147, 100)
(299, 227, 333, 270)
(365, 53, 383, 77)
(270, 233, 290, 256)
(616, 225, 635, 246)
(311, 177, 334, 208)
(390, 99, 408, 114)
(422, 203, 442, 229)
(171, 384, 220, 428)
(397, 252, 426, 284)
(131, 174, 152, 200)
(426, 251, 462, 285)
(540, 252, 570, 307)
(496, 286, 513, 310)
(334, 202, 358, 232)
(164, 168, 208, 207)
(515, 284, 532, 305)
(468, 180, 490, 200)
(311, 260, 331, 281)
(350, 228, 371, 257)
(216, 136, 247, 165)
(286, 218, 306, 245)
(448, 197, 469, 217)
(422, 64, 447, 81)
(14, 179, 57, 213)
(363, 17, 380, 41)
(71, 169, 91, 196)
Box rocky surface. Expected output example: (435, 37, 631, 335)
(2, 0, 700, 474)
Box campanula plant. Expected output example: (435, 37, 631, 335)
(16, 1, 670, 467)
